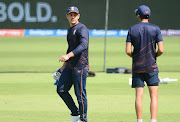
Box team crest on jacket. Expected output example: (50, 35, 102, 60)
(73, 30, 76, 35)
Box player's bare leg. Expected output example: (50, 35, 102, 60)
(135, 87, 144, 120)
(148, 86, 159, 120)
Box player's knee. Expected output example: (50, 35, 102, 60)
(57, 88, 64, 96)
(57, 84, 65, 95)
(57, 90, 66, 98)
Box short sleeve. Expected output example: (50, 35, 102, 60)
(156, 26, 163, 43)
(126, 30, 131, 43)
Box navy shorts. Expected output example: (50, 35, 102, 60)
(132, 71, 160, 88)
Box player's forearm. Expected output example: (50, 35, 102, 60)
(62, 62, 68, 67)
(73, 45, 84, 55)
(60, 62, 67, 72)
(72, 43, 88, 55)
(156, 50, 163, 57)
(156, 41, 164, 57)
(156, 47, 164, 57)
(126, 50, 133, 57)
(67, 51, 74, 58)
(126, 42, 133, 57)
(126, 42, 132, 57)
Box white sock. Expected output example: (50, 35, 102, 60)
(151, 119, 156, 122)
(137, 119, 142, 122)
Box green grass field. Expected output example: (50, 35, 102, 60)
(0, 37, 180, 72)
(0, 37, 180, 122)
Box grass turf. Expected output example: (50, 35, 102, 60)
(0, 72, 179, 122)
(0, 37, 180, 72)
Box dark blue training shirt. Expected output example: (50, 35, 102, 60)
(126, 22, 163, 73)
(66, 22, 89, 69)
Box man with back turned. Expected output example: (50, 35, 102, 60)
(126, 5, 164, 122)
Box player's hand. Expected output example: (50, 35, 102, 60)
(59, 55, 69, 62)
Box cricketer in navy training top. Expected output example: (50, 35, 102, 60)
(57, 6, 89, 122)
(126, 5, 164, 122)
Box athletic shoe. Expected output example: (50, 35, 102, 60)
(70, 115, 80, 122)
(77, 120, 83, 122)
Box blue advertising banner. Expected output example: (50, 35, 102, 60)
(24, 29, 180, 37)
(24, 29, 67, 36)
(24, 29, 128, 37)
(89, 30, 128, 37)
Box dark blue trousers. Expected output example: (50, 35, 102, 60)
(57, 65, 88, 122)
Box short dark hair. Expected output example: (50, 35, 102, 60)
(143, 14, 149, 19)
(136, 14, 149, 19)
